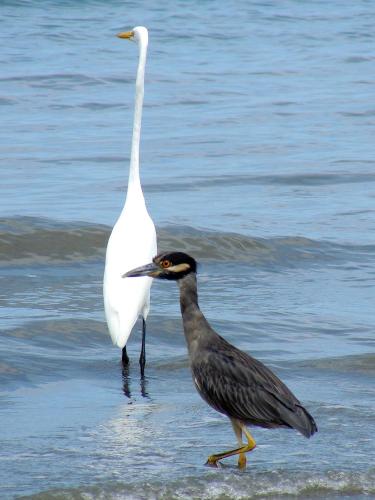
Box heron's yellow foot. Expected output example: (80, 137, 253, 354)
(204, 427, 256, 468)
(238, 453, 246, 470)
(205, 455, 219, 467)
(205, 446, 245, 468)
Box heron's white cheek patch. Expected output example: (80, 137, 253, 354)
(168, 263, 190, 273)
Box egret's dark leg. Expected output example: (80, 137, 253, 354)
(139, 318, 146, 377)
(205, 420, 256, 469)
(122, 346, 129, 366)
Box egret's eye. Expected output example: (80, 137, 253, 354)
(161, 259, 171, 268)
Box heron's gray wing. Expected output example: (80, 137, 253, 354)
(191, 340, 317, 437)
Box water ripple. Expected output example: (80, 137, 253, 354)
(1, 216, 374, 266)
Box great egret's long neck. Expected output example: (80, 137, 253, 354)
(127, 36, 148, 201)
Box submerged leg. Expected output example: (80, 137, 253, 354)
(122, 345, 129, 366)
(139, 318, 146, 377)
(205, 419, 256, 469)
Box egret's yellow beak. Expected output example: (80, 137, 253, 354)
(117, 30, 134, 39)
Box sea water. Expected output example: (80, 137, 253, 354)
(0, 1, 374, 498)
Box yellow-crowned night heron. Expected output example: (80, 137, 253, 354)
(124, 251, 317, 468)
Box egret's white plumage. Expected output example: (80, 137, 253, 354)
(103, 26, 157, 371)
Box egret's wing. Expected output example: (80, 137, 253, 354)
(104, 275, 152, 348)
(103, 206, 157, 348)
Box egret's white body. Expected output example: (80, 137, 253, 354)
(103, 27, 157, 369)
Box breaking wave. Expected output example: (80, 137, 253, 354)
(21, 468, 375, 499)
(1, 216, 373, 267)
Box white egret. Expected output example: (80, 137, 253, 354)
(103, 26, 157, 375)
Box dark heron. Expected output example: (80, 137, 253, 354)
(124, 251, 317, 468)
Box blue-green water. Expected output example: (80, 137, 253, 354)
(0, 1, 374, 498)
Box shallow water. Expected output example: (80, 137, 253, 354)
(0, 1, 374, 499)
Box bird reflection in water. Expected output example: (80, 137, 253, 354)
(121, 365, 149, 399)
(121, 366, 131, 398)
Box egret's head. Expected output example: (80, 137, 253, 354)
(123, 251, 197, 281)
(117, 26, 148, 44)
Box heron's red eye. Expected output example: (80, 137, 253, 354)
(161, 260, 171, 268)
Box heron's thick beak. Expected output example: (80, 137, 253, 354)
(117, 30, 134, 39)
(122, 262, 161, 278)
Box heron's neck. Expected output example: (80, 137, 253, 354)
(178, 273, 199, 313)
(127, 38, 148, 203)
(178, 273, 211, 352)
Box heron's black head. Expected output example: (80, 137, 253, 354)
(123, 251, 197, 281)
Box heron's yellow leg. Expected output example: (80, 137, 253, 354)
(205, 420, 256, 469)
(239, 425, 256, 469)
(233, 419, 246, 469)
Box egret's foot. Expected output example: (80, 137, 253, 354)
(205, 455, 220, 467)
(238, 453, 246, 470)
(122, 347, 129, 366)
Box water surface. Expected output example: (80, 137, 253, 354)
(0, 1, 374, 498)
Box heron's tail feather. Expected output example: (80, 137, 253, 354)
(282, 403, 318, 438)
(295, 405, 318, 438)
